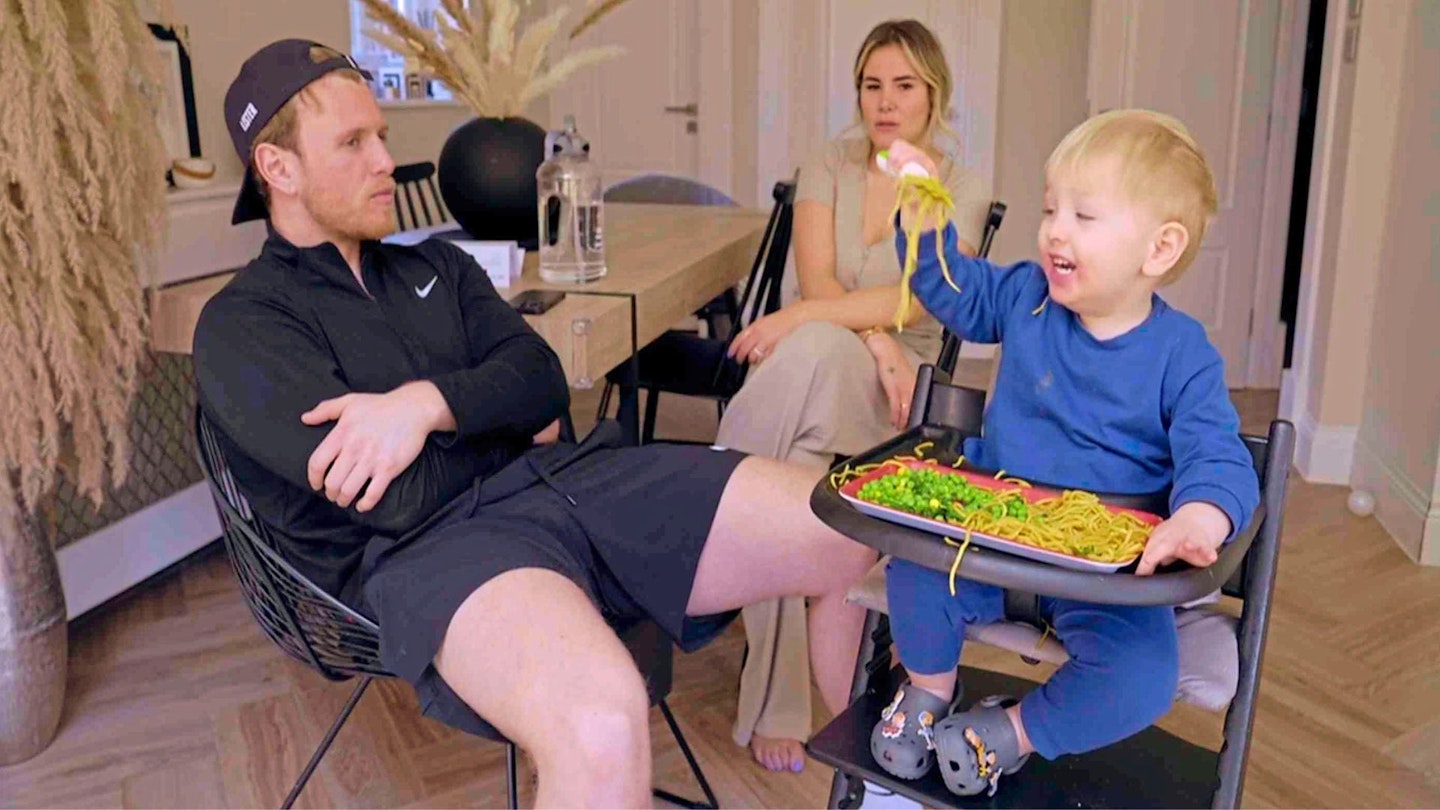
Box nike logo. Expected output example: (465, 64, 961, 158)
(415, 276, 437, 298)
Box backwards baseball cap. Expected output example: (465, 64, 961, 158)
(223, 39, 373, 225)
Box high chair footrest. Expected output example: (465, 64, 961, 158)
(806, 664, 1221, 809)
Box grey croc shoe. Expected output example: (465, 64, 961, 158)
(932, 695, 1031, 797)
(869, 684, 961, 780)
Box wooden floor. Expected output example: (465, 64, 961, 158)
(4, 386, 1440, 808)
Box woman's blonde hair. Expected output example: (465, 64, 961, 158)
(1046, 109, 1218, 282)
(853, 20, 955, 146)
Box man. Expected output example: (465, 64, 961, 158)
(195, 40, 875, 805)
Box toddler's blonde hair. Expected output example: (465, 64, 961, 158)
(1046, 109, 1217, 282)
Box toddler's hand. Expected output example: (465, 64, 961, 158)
(882, 140, 937, 178)
(1135, 502, 1232, 576)
(883, 140, 942, 235)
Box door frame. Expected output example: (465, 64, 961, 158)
(1248, 0, 1312, 388)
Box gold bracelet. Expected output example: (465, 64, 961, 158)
(857, 326, 888, 342)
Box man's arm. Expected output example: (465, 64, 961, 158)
(194, 295, 500, 536)
(423, 241, 569, 443)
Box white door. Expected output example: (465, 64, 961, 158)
(548, 0, 701, 190)
(1089, 0, 1281, 387)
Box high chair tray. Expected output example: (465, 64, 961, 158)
(812, 426, 1263, 608)
(837, 459, 1161, 573)
(806, 664, 1221, 809)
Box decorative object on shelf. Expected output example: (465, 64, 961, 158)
(358, 0, 629, 244)
(147, 22, 201, 169)
(0, 0, 171, 764)
(170, 156, 216, 189)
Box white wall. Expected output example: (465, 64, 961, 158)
(988, 0, 1092, 266)
(1349, 0, 1440, 564)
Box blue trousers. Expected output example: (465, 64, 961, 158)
(886, 558, 1179, 760)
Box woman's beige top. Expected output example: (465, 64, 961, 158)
(795, 135, 992, 362)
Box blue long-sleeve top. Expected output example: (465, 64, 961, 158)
(900, 223, 1260, 538)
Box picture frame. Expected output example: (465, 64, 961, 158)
(148, 23, 201, 164)
(379, 68, 404, 100)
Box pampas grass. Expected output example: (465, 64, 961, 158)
(0, 0, 167, 531)
(358, 0, 629, 119)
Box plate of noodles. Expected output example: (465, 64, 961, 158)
(835, 458, 1162, 573)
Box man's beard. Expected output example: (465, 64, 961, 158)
(304, 188, 397, 242)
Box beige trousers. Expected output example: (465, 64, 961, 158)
(714, 320, 920, 746)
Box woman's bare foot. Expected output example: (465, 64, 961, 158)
(750, 733, 806, 773)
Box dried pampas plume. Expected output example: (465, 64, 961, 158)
(0, 0, 167, 528)
(358, 0, 629, 119)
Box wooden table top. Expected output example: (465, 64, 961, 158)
(148, 203, 770, 388)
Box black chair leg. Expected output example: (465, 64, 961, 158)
(652, 699, 719, 809)
(642, 388, 660, 445)
(282, 676, 372, 809)
(597, 381, 614, 422)
(506, 743, 519, 810)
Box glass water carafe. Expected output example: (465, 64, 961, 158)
(537, 116, 607, 283)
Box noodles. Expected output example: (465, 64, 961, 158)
(890, 174, 962, 331)
(852, 463, 1153, 563)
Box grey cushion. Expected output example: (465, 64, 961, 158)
(846, 559, 1239, 712)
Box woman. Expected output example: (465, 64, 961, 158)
(716, 19, 992, 773)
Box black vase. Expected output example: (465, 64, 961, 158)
(437, 116, 546, 244)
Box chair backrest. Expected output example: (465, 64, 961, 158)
(732, 175, 799, 339)
(603, 173, 739, 207)
(393, 161, 449, 231)
(936, 201, 1008, 376)
(194, 406, 388, 681)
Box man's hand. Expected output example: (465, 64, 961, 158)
(1135, 501, 1232, 576)
(728, 304, 809, 366)
(301, 381, 451, 512)
(864, 331, 918, 429)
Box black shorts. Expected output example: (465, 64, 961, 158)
(357, 424, 747, 740)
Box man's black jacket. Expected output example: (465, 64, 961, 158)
(193, 231, 569, 603)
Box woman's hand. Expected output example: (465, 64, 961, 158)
(728, 305, 809, 366)
(864, 331, 918, 429)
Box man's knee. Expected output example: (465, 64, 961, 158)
(546, 662, 651, 772)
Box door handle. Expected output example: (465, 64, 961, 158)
(663, 102, 698, 116)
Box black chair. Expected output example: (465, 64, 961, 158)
(194, 407, 717, 809)
(393, 161, 448, 231)
(605, 173, 740, 208)
(935, 202, 1007, 376)
(596, 176, 798, 444)
(804, 374, 1295, 808)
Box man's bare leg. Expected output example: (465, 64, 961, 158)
(434, 568, 652, 807)
(688, 456, 877, 716)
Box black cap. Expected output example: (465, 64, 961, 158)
(223, 39, 373, 225)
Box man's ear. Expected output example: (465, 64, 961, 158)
(1141, 221, 1189, 281)
(253, 142, 299, 198)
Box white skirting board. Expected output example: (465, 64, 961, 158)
(1351, 436, 1440, 564)
(55, 482, 221, 620)
(1292, 411, 1358, 486)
